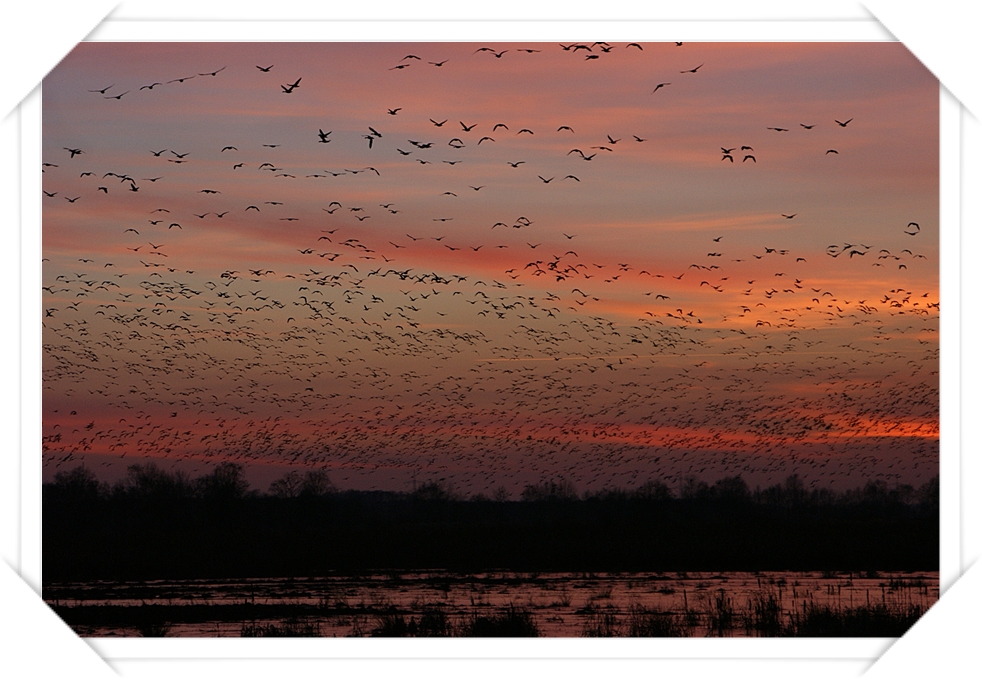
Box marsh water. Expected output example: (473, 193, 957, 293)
(45, 570, 938, 637)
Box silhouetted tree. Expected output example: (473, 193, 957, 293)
(917, 476, 939, 511)
(634, 480, 673, 501)
(268, 471, 304, 499)
(50, 465, 105, 502)
(115, 463, 191, 500)
(299, 470, 335, 496)
(270, 469, 336, 499)
(783, 474, 806, 509)
(679, 475, 709, 500)
(195, 462, 249, 501)
(412, 480, 458, 502)
(711, 476, 751, 502)
(520, 477, 578, 501)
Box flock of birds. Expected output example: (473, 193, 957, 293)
(41, 43, 938, 495)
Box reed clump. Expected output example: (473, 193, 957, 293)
(581, 609, 620, 637)
(743, 588, 783, 636)
(785, 601, 925, 637)
(705, 588, 736, 636)
(461, 605, 540, 637)
(626, 603, 691, 637)
(240, 617, 321, 637)
(370, 609, 453, 637)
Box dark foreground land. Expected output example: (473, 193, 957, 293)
(43, 464, 939, 583)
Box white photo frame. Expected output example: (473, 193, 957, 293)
(4, 3, 978, 678)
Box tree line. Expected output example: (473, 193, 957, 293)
(43, 463, 939, 584)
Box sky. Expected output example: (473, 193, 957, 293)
(40, 42, 939, 495)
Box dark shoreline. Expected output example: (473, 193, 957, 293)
(44, 465, 939, 583)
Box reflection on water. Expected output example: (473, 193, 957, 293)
(45, 570, 939, 637)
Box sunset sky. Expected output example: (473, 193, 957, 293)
(41, 42, 939, 494)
